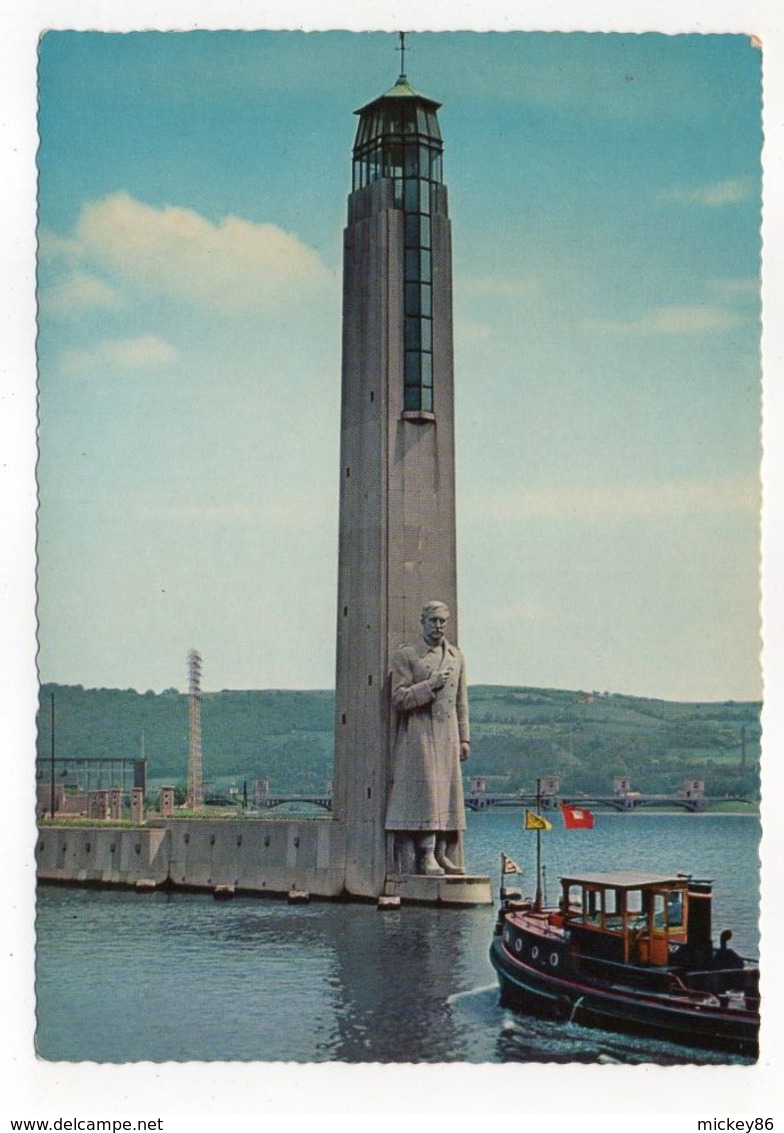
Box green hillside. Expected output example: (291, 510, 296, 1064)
(36, 683, 761, 800)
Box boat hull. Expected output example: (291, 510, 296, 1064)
(490, 935, 758, 1058)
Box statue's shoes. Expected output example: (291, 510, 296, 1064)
(435, 854, 465, 875)
(417, 853, 445, 876)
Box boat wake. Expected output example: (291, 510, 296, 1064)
(446, 983, 498, 1005)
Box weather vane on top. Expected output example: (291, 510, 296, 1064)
(397, 31, 407, 79)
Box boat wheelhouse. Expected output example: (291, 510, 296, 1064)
(557, 870, 700, 968)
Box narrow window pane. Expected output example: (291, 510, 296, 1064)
(405, 318, 421, 351)
(417, 106, 429, 133)
(405, 215, 420, 248)
(420, 253, 431, 283)
(420, 283, 432, 317)
(627, 890, 643, 915)
(382, 106, 397, 135)
(405, 282, 420, 317)
(420, 319, 432, 352)
(667, 891, 684, 927)
(404, 144, 418, 176)
(421, 353, 433, 386)
(404, 386, 421, 411)
(404, 178, 419, 211)
(419, 179, 430, 214)
(387, 142, 403, 178)
(431, 152, 443, 182)
(420, 386, 433, 412)
(403, 107, 417, 134)
(405, 351, 420, 384)
(404, 248, 419, 281)
(394, 178, 403, 207)
(653, 894, 666, 929)
(420, 215, 431, 248)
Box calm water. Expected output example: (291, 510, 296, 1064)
(35, 810, 760, 1064)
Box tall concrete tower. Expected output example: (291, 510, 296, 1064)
(332, 58, 463, 898)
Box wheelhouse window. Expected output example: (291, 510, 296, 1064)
(653, 892, 667, 929)
(667, 889, 685, 928)
(603, 888, 623, 933)
(626, 888, 647, 931)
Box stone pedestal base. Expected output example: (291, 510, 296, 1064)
(384, 873, 492, 906)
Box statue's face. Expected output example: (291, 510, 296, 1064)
(422, 606, 449, 646)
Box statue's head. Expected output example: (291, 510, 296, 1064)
(421, 601, 450, 646)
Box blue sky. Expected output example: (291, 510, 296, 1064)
(35, 30, 763, 699)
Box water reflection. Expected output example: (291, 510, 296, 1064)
(326, 906, 479, 1061)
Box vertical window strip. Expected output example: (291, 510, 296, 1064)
(400, 138, 437, 413)
(352, 105, 444, 415)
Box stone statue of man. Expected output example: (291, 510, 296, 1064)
(385, 600, 470, 876)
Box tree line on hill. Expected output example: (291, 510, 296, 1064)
(36, 683, 761, 801)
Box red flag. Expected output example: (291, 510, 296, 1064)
(560, 801, 595, 829)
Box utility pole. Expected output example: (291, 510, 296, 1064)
(50, 692, 56, 819)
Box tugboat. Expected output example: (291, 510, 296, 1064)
(489, 798, 760, 1057)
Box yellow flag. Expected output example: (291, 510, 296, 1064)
(524, 810, 552, 831)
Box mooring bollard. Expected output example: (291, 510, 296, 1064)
(377, 895, 401, 911)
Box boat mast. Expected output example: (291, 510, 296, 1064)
(50, 692, 56, 819)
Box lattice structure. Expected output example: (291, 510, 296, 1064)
(186, 649, 204, 810)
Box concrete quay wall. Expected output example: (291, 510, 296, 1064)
(36, 825, 169, 887)
(163, 817, 345, 897)
(36, 816, 347, 898)
(35, 817, 491, 903)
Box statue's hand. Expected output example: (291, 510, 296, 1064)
(460, 742, 470, 762)
(428, 667, 449, 691)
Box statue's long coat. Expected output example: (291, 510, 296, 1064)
(385, 638, 469, 832)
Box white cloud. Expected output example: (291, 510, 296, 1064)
(468, 477, 760, 524)
(659, 178, 755, 208)
(73, 192, 333, 314)
(38, 230, 83, 262)
(61, 335, 180, 374)
(39, 270, 122, 319)
(584, 305, 742, 337)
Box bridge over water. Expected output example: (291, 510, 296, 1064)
(463, 790, 757, 813)
(214, 784, 756, 815)
(254, 793, 333, 813)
